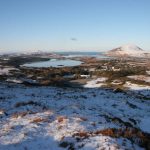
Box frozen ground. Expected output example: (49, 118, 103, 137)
(124, 81, 150, 98)
(128, 75, 150, 83)
(0, 82, 150, 150)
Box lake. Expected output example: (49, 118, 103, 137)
(22, 52, 111, 68)
(22, 59, 83, 68)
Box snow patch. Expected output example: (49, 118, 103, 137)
(124, 81, 150, 90)
(84, 77, 107, 88)
(0, 67, 18, 75)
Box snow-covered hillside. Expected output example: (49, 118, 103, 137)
(0, 82, 150, 150)
(106, 44, 150, 58)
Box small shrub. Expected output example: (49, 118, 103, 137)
(57, 116, 67, 123)
(30, 117, 48, 123)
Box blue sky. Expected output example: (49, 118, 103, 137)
(0, 0, 150, 52)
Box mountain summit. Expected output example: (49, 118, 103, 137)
(119, 44, 143, 52)
(106, 44, 150, 58)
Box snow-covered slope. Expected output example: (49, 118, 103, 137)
(0, 82, 150, 149)
(106, 44, 150, 58)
